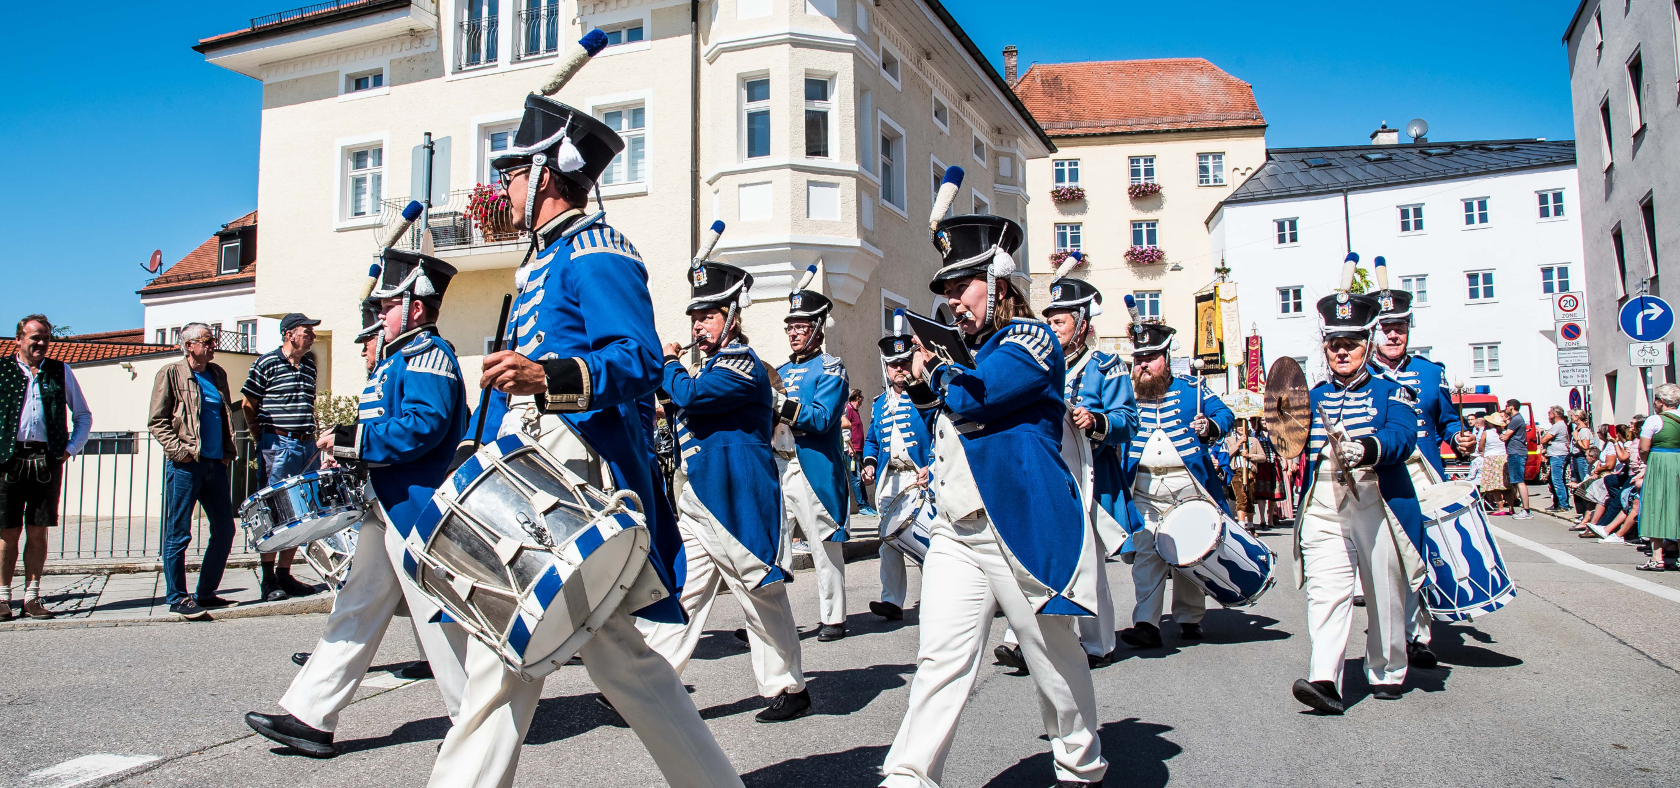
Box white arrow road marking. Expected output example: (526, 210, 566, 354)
(1492, 526, 1680, 605)
(20, 754, 159, 788)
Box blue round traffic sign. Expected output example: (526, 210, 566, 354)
(1619, 295, 1674, 342)
(1560, 322, 1583, 341)
(1569, 388, 1582, 410)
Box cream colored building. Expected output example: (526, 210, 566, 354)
(194, 0, 1052, 397)
(1011, 56, 1266, 349)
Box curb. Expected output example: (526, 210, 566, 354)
(45, 556, 266, 576)
(1, 594, 333, 632)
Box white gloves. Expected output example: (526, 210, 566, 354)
(1338, 440, 1365, 467)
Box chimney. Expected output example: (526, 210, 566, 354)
(1003, 45, 1018, 85)
(1369, 121, 1399, 145)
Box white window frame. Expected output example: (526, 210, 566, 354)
(598, 20, 649, 54)
(1129, 155, 1156, 184)
(334, 132, 388, 230)
(1627, 47, 1647, 132)
(1053, 159, 1080, 186)
(1470, 342, 1502, 376)
(741, 74, 772, 161)
(1133, 290, 1162, 320)
(1131, 220, 1159, 248)
(1278, 286, 1305, 318)
(1537, 189, 1566, 221)
(595, 100, 649, 194)
(803, 73, 835, 160)
(1541, 264, 1572, 296)
(857, 87, 875, 178)
(1466, 269, 1497, 303)
(1462, 197, 1491, 228)
(1399, 203, 1426, 235)
(930, 91, 951, 134)
(1274, 217, 1299, 247)
(879, 40, 903, 90)
(155, 328, 167, 345)
(341, 67, 388, 101)
(479, 120, 520, 187)
(876, 111, 908, 218)
(971, 134, 988, 167)
(972, 191, 990, 215)
(218, 239, 241, 275)
(1401, 274, 1428, 305)
(998, 154, 1014, 179)
(1197, 152, 1226, 186)
(1054, 223, 1082, 252)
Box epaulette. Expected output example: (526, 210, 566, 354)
(400, 333, 435, 356)
(716, 342, 752, 355)
(999, 322, 1054, 370)
(821, 353, 846, 375)
(404, 344, 458, 380)
(713, 354, 756, 379)
(1095, 352, 1124, 373)
(568, 221, 643, 263)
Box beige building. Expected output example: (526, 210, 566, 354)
(1011, 55, 1266, 349)
(194, 0, 1052, 397)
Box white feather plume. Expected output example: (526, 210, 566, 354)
(1338, 252, 1359, 292)
(1053, 251, 1082, 280)
(1374, 255, 1390, 290)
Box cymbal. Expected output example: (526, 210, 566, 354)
(1264, 356, 1310, 459)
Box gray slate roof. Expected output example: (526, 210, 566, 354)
(1220, 139, 1576, 208)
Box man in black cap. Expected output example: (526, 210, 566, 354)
(860, 322, 935, 621)
(242, 311, 325, 602)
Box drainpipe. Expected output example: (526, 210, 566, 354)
(1341, 188, 1351, 255)
(691, 0, 701, 258)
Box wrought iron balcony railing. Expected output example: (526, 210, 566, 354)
(377, 190, 527, 254)
(514, 2, 562, 62)
(457, 15, 499, 70)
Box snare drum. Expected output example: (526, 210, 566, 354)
(1416, 481, 1515, 621)
(239, 468, 366, 553)
(406, 433, 650, 680)
(301, 527, 357, 594)
(1155, 498, 1277, 608)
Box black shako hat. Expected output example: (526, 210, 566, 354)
(1045, 278, 1103, 318)
(928, 214, 1023, 293)
(370, 249, 457, 308)
(490, 94, 625, 192)
(786, 263, 834, 323)
(879, 334, 915, 363)
(1369, 256, 1413, 322)
(1316, 291, 1383, 340)
(688, 262, 754, 313)
(354, 297, 381, 343)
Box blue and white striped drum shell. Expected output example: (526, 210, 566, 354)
(1416, 481, 1516, 621)
(406, 433, 650, 680)
(238, 468, 367, 553)
(1155, 498, 1277, 608)
(302, 527, 357, 594)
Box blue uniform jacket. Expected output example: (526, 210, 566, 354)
(1300, 373, 1424, 546)
(777, 351, 851, 539)
(861, 390, 932, 472)
(914, 319, 1096, 616)
(1123, 375, 1235, 532)
(1371, 355, 1463, 478)
(662, 343, 786, 586)
(354, 328, 470, 535)
(1067, 350, 1138, 549)
(478, 213, 683, 623)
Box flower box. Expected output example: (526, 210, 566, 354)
(1050, 185, 1086, 203)
(1125, 246, 1166, 265)
(466, 183, 520, 243)
(1127, 182, 1162, 199)
(1048, 250, 1088, 268)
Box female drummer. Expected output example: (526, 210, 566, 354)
(879, 212, 1107, 788)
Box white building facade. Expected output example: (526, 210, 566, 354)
(1210, 139, 1584, 409)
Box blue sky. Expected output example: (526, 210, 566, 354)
(0, 0, 1581, 336)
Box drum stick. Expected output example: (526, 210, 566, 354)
(471, 294, 515, 450)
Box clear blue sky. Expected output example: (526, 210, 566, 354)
(0, 0, 1581, 336)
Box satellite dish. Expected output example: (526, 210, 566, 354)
(142, 249, 163, 274)
(1405, 118, 1429, 141)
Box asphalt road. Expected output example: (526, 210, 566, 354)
(4, 511, 1676, 788)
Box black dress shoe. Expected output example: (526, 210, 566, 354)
(1119, 622, 1163, 649)
(755, 688, 812, 722)
(291, 652, 311, 667)
(816, 623, 846, 641)
(993, 644, 1029, 673)
(1292, 679, 1344, 715)
(1086, 651, 1112, 669)
(276, 573, 318, 598)
(733, 628, 749, 643)
(260, 580, 289, 603)
(1371, 683, 1404, 700)
(1407, 640, 1439, 669)
(397, 660, 434, 680)
(195, 595, 237, 609)
(1351, 595, 1366, 608)
(869, 601, 904, 620)
(1179, 622, 1204, 641)
(245, 711, 335, 757)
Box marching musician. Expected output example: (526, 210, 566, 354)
(881, 204, 1108, 788)
(245, 258, 471, 758)
(1367, 256, 1476, 672)
(859, 328, 933, 622)
(1291, 254, 1428, 715)
(430, 61, 741, 787)
(775, 263, 853, 642)
(638, 254, 813, 723)
(1118, 313, 1233, 650)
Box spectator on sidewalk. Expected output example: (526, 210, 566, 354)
(1479, 412, 1510, 514)
(1637, 385, 1680, 571)
(844, 388, 875, 517)
(147, 323, 237, 621)
(1578, 424, 1628, 539)
(241, 313, 323, 602)
(1541, 406, 1571, 512)
(0, 314, 93, 621)
(1501, 400, 1533, 519)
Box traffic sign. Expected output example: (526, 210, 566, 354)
(1553, 291, 1586, 322)
(1556, 321, 1587, 349)
(1618, 295, 1674, 342)
(1560, 365, 1591, 386)
(1556, 348, 1590, 366)
(1629, 341, 1670, 367)
(1568, 388, 1582, 410)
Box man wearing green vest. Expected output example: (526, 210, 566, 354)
(1, 314, 94, 621)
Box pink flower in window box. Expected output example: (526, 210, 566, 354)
(1125, 246, 1166, 265)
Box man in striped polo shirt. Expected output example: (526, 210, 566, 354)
(241, 313, 324, 602)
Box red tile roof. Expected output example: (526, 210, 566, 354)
(1, 340, 176, 365)
(1012, 58, 1265, 137)
(65, 328, 146, 344)
(140, 211, 257, 295)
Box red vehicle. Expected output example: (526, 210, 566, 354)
(1441, 394, 1540, 483)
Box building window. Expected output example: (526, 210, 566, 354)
(743, 77, 770, 159)
(346, 145, 383, 218)
(1054, 223, 1082, 252)
(1131, 220, 1158, 248)
(1274, 218, 1298, 246)
(972, 192, 990, 215)
(973, 136, 987, 165)
(856, 0, 868, 31)
(598, 104, 647, 185)
(1463, 197, 1490, 227)
(804, 77, 831, 158)
(602, 23, 645, 47)
(1466, 270, 1496, 301)
(931, 95, 950, 132)
(998, 155, 1013, 179)
(1399, 204, 1425, 233)
(155, 328, 166, 344)
(237, 320, 257, 352)
(346, 69, 384, 93)
(880, 47, 901, 87)
(514, 0, 562, 61)
(1627, 50, 1646, 131)
(1642, 196, 1661, 277)
(1197, 153, 1225, 186)
(1471, 343, 1501, 375)
(483, 125, 516, 184)
(879, 118, 904, 210)
(857, 89, 873, 172)
(83, 431, 138, 456)
(1598, 98, 1614, 168)
(1053, 159, 1080, 186)
(1542, 265, 1571, 294)
(881, 290, 908, 335)
(1401, 275, 1428, 304)
(218, 240, 241, 274)
(1411, 346, 1432, 360)
(1538, 189, 1565, 219)
(1279, 286, 1303, 315)
(1129, 156, 1155, 184)
(1134, 291, 1161, 319)
(458, 0, 499, 70)
(1613, 224, 1629, 296)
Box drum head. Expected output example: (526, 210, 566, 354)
(1417, 481, 1476, 514)
(1156, 499, 1223, 567)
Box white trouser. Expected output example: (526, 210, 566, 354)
(1076, 562, 1117, 657)
(881, 516, 1106, 788)
(781, 454, 846, 626)
(1300, 469, 1409, 690)
(429, 606, 743, 788)
(1401, 454, 1437, 648)
(876, 466, 921, 608)
(637, 487, 805, 697)
(1128, 468, 1207, 627)
(279, 512, 469, 732)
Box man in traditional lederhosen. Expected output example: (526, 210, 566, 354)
(429, 88, 740, 788)
(775, 263, 853, 641)
(1118, 315, 1233, 649)
(859, 328, 933, 622)
(1366, 256, 1477, 672)
(1291, 258, 1428, 715)
(638, 256, 812, 723)
(245, 260, 472, 757)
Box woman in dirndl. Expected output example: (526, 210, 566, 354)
(1479, 412, 1510, 513)
(1636, 384, 1680, 570)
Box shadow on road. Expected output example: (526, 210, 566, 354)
(982, 718, 1179, 787)
(696, 662, 916, 720)
(331, 714, 452, 755)
(1093, 609, 1292, 666)
(690, 606, 922, 663)
(740, 744, 891, 787)
(1432, 624, 1524, 668)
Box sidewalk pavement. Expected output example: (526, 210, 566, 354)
(1, 562, 334, 632)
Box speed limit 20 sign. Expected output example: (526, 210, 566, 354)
(1553, 291, 1586, 322)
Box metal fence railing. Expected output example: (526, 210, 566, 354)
(379, 191, 526, 254)
(514, 2, 563, 62)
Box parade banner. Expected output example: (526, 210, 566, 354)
(1245, 334, 1264, 391)
(1194, 291, 1225, 372)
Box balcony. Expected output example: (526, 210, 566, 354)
(377, 189, 529, 271)
(513, 2, 563, 62)
(195, 1, 439, 80)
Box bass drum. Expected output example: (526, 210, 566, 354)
(1416, 481, 1516, 621)
(1155, 498, 1276, 608)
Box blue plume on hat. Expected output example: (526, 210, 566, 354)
(380, 200, 426, 251)
(693, 220, 727, 268)
(1124, 293, 1140, 324)
(795, 264, 819, 292)
(1339, 251, 1360, 291)
(1373, 255, 1389, 290)
(579, 28, 609, 55)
